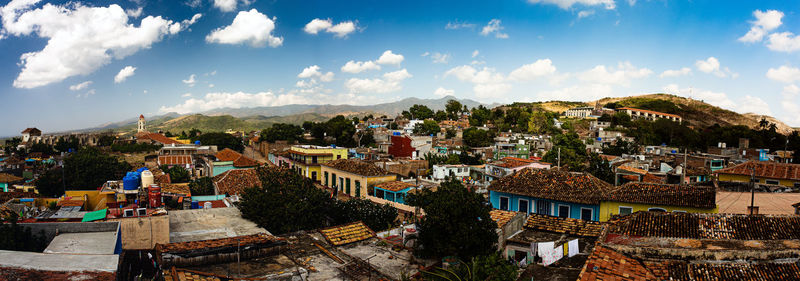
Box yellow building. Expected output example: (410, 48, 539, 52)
(320, 159, 396, 198)
(64, 190, 118, 211)
(598, 182, 718, 221)
(287, 145, 349, 182)
(716, 161, 800, 188)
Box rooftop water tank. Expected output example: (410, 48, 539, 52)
(195, 140, 201, 145)
(204, 201, 212, 209)
(141, 170, 154, 188)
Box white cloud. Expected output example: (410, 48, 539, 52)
(577, 10, 594, 19)
(206, 9, 282, 48)
(695, 57, 734, 78)
(737, 95, 772, 115)
(659, 67, 692, 78)
(213, 0, 252, 12)
(208, 84, 214, 88)
(376, 50, 404, 65)
(527, 0, 616, 10)
(182, 74, 197, 87)
(767, 32, 800, 53)
(182, 93, 192, 97)
(114, 66, 136, 83)
(297, 65, 334, 82)
(69, 80, 92, 91)
(471, 50, 479, 58)
(473, 83, 512, 98)
(303, 18, 357, 38)
(578, 62, 652, 86)
(739, 10, 783, 43)
(766, 65, 800, 84)
(126, 7, 143, 18)
(663, 84, 769, 115)
(76, 89, 96, 99)
(444, 65, 511, 98)
(0, 1, 199, 88)
(430, 52, 451, 64)
(160, 91, 311, 114)
(480, 19, 508, 39)
(341, 61, 381, 73)
(537, 84, 613, 101)
(445, 20, 475, 30)
(781, 84, 800, 125)
(433, 87, 455, 97)
(344, 69, 412, 94)
(509, 59, 557, 81)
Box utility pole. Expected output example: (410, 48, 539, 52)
(750, 166, 756, 215)
(557, 147, 561, 169)
(681, 148, 687, 184)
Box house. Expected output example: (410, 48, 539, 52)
(0, 173, 23, 192)
(564, 107, 595, 118)
(488, 168, 614, 221)
(135, 132, 183, 145)
(286, 145, 348, 182)
(614, 165, 663, 185)
(485, 157, 551, 181)
(371, 181, 417, 205)
(598, 182, 717, 221)
(372, 159, 428, 178)
(210, 148, 259, 176)
(616, 107, 682, 123)
(489, 209, 526, 251)
(213, 168, 260, 195)
(387, 134, 432, 159)
(20, 127, 42, 143)
(578, 212, 800, 280)
(494, 142, 530, 160)
(432, 164, 473, 181)
(320, 159, 396, 198)
(716, 161, 800, 190)
(156, 155, 192, 169)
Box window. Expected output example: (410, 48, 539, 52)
(339, 178, 344, 191)
(331, 174, 337, 187)
(648, 207, 667, 212)
(794, 182, 800, 188)
(324, 172, 329, 186)
(766, 179, 780, 185)
(558, 205, 570, 218)
(355, 181, 361, 198)
(376, 189, 385, 199)
(580, 208, 593, 221)
(672, 210, 686, 213)
(499, 197, 509, 211)
(619, 206, 633, 216)
(311, 171, 317, 181)
(312, 156, 318, 163)
(537, 200, 550, 215)
(519, 199, 529, 214)
(346, 179, 351, 195)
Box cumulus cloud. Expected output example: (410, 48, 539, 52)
(781, 84, 800, 125)
(445, 20, 475, 30)
(472, 50, 479, 58)
(537, 84, 613, 102)
(182, 74, 197, 87)
(181, 93, 192, 97)
(213, 0, 252, 12)
(341, 50, 404, 73)
(0, 1, 200, 88)
(695, 57, 735, 78)
(344, 69, 412, 94)
(578, 62, 652, 86)
(114, 66, 136, 83)
(433, 87, 455, 97)
(297, 65, 334, 82)
(160, 91, 310, 114)
(577, 10, 594, 19)
(480, 19, 508, 39)
(303, 18, 357, 38)
(444, 65, 511, 98)
(527, 0, 616, 10)
(425, 52, 451, 64)
(206, 9, 282, 48)
(69, 81, 92, 91)
(509, 59, 557, 81)
(739, 10, 783, 43)
(737, 95, 772, 115)
(663, 84, 770, 115)
(659, 67, 692, 78)
(767, 32, 800, 53)
(766, 65, 800, 84)
(126, 7, 143, 18)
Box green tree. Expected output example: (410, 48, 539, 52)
(28, 142, 55, 155)
(543, 132, 587, 171)
(414, 120, 441, 136)
(406, 179, 498, 260)
(602, 137, 639, 156)
(161, 165, 191, 183)
(445, 99, 463, 120)
(469, 105, 492, 127)
(422, 252, 518, 281)
(189, 177, 215, 195)
(586, 153, 614, 184)
(409, 104, 435, 120)
(194, 132, 244, 152)
(97, 135, 116, 146)
(330, 198, 398, 232)
(527, 111, 559, 135)
(434, 110, 448, 122)
(36, 147, 132, 197)
(261, 123, 303, 143)
(0, 221, 48, 252)
(462, 128, 493, 147)
(54, 136, 80, 152)
(611, 111, 632, 128)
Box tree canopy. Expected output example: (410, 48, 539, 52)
(194, 132, 244, 152)
(36, 147, 132, 197)
(261, 123, 303, 143)
(189, 177, 215, 195)
(414, 120, 441, 136)
(462, 128, 494, 148)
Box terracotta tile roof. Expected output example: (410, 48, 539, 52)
(716, 161, 800, 181)
(488, 168, 615, 204)
(676, 262, 800, 280)
(215, 148, 242, 162)
(156, 233, 284, 254)
(160, 183, 191, 196)
(163, 267, 226, 281)
(606, 183, 716, 209)
(618, 107, 682, 119)
(232, 155, 258, 167)
(0, 173, 23, 183)
(375, 181, 415, 192)
(578, 245, 657, 281)
(21, 128, 40, 134)
(616, 165, 648, 175)
(213, 168, 260, 195)
(58, 200, 84, 207)
(489, 209, 517, 228)
(138, 133, 182, 145)
(0, 192, 37, 203)
(319, 221, 376, 246)
(158, 155, 192, 166)
(0, 267, 115, 281)
(641, 172, 665, 183)
(524, 213, 605, 237)
(492, 157, 539, 168)
(197, 200, 227, 208)
(322, 159, 390, 177)
(609, 212, 800, 240)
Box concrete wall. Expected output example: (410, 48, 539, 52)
(108, 215, 170, 250)
(598, 201, 718, 222)
(20, 221, 120, 242)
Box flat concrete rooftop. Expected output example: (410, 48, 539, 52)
(0, 250, 119, 272)
(168, 207, 269, 243)
(44, 231, 118, 255)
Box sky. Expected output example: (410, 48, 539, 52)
(0, 0, 799, 137)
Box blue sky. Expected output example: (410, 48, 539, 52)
(0, 0, 799, 137)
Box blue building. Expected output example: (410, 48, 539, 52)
(487, 168, 614, 221)
(371, 181, 417, 205)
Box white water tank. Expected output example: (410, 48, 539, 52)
(141, 170, 154, 188)
(204, 202, 212, 209)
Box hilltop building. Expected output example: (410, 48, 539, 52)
(137, 114, 146, 133)
(617, 107, 682, 123)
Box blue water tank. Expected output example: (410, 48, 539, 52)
(191, 201, 199, 209)
(136, 167, 148, 173)
(393, 132, 401, 136)
(123, 176, 139, 190)
(195, 140, 201, 145)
